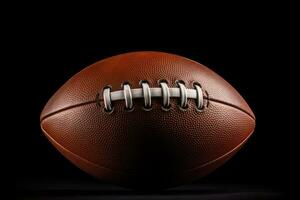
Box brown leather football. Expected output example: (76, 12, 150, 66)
(40, 51, 255, 188)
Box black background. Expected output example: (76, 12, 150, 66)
(14, 7, 293, 199)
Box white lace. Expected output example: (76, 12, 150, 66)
(102, 80, 204, 112)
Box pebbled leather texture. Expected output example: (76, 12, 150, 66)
(40, 51, 255, 188)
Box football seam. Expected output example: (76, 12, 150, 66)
(209, 97, 255, 120)
(41, 124, 254, 176)
(186, 129, 254, 172)
(40, 97, 255, 122)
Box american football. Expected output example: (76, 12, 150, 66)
(40, 51, 255, 188)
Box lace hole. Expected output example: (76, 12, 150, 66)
(103, 107, 114, 114)
(175, 79, 186, 86)
(142, 105, 153, 111)
(161, 105, 171, 111)
(196, 107, 204, 112)
(179, 104, 189, 111)
(121, 81, 131, 88)
(103, 85, 112, 90)
(157, 79, 169, 85)
(124, 106, 134, 112)
(139, 80, 149, 85)
(192, 81, 202, 88)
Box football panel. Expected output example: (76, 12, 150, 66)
(42, 122, 252, 188)
(41, 52, 254, 120)
(40, 98, 255, 173)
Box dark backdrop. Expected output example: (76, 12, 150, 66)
(15, 12, 292, 199)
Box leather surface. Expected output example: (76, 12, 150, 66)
(40, 51, 255, 188)
(41, 51, 254, 120)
